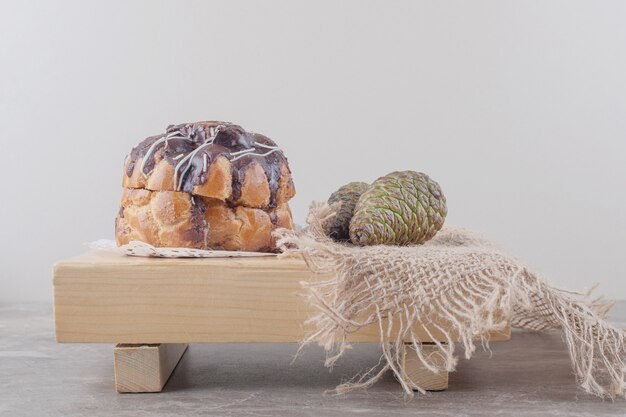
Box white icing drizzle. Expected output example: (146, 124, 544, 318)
(253, 142, 280, 150)
(228, 149, 255, 162)
(172, 153, 184, 160)
(230, 147, 256, 156)
(139, 136, 168, 176)
(228, 146, 282, 162)
(256, 148, 282, 158)
(173, 124, 224, 190)
(139, 132, 190, 177)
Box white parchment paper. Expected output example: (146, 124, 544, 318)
(87, 240, 276, 258)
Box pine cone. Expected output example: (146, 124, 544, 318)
(349, 171, 447, 246)
(324, 181, 369, 241)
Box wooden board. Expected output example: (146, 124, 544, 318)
(114, 343, 188, 392)
(401, 342, 448, 391)
(53, 251, 510, 344)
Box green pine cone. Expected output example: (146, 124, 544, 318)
(325, 181, 370, 241)
(349, 171, 447, 246)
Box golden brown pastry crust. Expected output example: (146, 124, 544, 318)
(115, 188, 293, 252)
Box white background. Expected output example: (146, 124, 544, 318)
(1, 1, 625, 302)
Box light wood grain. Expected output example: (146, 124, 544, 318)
(114, 343, 188, 393)
(53, 251, 510, 344)
(402, 342, 449, 391)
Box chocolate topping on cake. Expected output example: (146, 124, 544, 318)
(124, 121, 289, 207)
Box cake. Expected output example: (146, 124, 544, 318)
(115, 121, 296, 252)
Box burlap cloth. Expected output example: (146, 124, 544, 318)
(274, 203, 625, 398)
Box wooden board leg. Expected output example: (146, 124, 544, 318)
(114, 343, 188, 393)
(401, 342, 448, 392)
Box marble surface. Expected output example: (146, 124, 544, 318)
(1, 303, 626, 417)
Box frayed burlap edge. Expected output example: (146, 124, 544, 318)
(275, 202, 626, 399)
